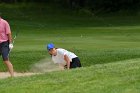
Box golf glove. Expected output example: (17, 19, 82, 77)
(9, 43, 14, 50)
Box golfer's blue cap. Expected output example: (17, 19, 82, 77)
(47, 43, 55, 51)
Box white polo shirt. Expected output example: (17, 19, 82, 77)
(52, 48, 77, 65)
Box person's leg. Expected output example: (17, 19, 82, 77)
(76, 57, 82, 67)
(70, 57, 82, 69)
(4, 60, 14, 77)
(1, 41, 14, 77)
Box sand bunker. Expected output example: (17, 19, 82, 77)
(0, 72, 38, 79)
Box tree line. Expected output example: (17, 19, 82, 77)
(0, 0, 140, 12)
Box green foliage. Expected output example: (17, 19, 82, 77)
(1, 0, 140, 13)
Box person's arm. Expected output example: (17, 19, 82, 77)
(8, 33, 12, 44)
(5, 21, 13, 49)
(64, 55, 71, 69)
(8, 33, 13, 50)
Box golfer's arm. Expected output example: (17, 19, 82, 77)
(8, 33, 13, 44)
(64, 55, 71, 69)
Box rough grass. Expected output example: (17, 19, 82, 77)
(0, 58, 140, 93)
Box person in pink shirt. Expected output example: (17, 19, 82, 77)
(0, 13, 14, 77)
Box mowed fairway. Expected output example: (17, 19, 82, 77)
(0, 4, 140, 93)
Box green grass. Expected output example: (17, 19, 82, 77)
(0, 58, 140, 93)
(0, 26, 138, 71)
(0, 4, 140, 93)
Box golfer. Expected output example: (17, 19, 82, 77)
(0, 14, 14, 77)
(47, 43, 82, 70)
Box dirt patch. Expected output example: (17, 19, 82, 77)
(0, 72, 39, 79)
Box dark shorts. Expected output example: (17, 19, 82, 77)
(0, 41, 10, 61)
(70, 57, 82, 69)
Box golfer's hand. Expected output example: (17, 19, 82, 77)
(9, 43, 14, 50)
